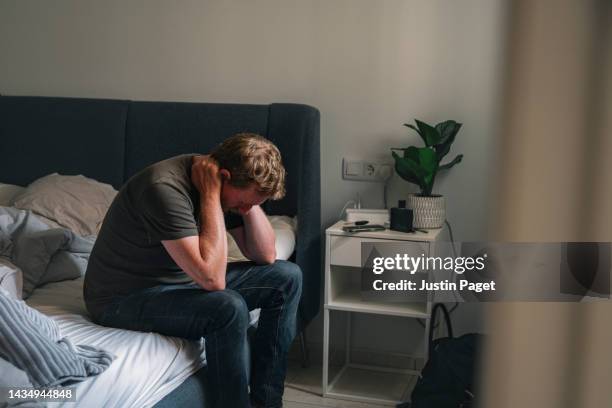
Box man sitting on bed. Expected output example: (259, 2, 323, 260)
(83, 133, 301, 408)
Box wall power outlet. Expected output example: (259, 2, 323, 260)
(342, 158, 392, 182)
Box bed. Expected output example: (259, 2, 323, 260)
(0, 95, 321, 407)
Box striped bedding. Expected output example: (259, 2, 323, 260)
(0, 287, 114, 387)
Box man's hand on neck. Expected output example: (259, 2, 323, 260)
(191, 155, 228, 288)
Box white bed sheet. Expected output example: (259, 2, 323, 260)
(26, 278, 207, 408)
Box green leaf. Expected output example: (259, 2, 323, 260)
(415, 119, 442, 146)
(434, 120, 461, 160)
(404, 122, 428, 146)
(403, 146, 420, 161)
(392, 151, 426, 181)
(417, 147, 438, 193)
(392, 151, 426, 191)
(435, 133, 455, 160)
(417, 147, 437, 172)
(438, 154, 463, 171)
(403, 123, 422, 136)
(406, 147, 438, 193)
(435, 120, 462, 145)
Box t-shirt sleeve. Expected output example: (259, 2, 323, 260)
(224, 212, 244, 231)
(139, 183, 199, 241)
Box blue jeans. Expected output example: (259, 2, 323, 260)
(90, 260, 302, 408)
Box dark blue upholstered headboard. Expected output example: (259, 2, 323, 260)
(0, 95, 321, 327)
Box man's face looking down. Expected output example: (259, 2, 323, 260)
(219, 168, 270, 215)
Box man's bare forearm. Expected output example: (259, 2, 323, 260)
(243, 205, 276, 264)
(197, 195, 228, 289)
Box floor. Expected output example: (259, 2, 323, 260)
(282, 360, 398, 408)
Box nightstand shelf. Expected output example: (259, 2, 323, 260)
(322, 220, 442, 406)
(326, 364, 419, 405)
(327, 292, 429, 318)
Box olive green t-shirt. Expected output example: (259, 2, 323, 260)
(83, 154, 243, 316)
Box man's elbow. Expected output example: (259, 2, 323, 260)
(259, 249, 277, 265)
(197, 266, 226, 291)
(202, 278, 226, 291)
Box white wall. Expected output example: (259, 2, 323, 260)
(0, 0, 505, 353)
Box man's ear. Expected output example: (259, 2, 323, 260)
(219, 169, 231, 181)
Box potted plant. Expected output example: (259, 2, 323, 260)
(391, 119, 463, 228)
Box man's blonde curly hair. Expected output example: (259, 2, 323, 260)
(211, 133, 286, 200)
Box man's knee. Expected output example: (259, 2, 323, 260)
(271, 260, 303, 296)
(211, 289, 250, 332)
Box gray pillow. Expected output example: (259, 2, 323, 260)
(0, 183, 24, 207)
(12, 173, 117, 237)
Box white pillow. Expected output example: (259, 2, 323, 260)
(0, 257, 23, 299)
(0, 183, 25, 206)
(227, 216, 297, 262)
(12, 173, 117, 237)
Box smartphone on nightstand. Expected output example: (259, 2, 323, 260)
(342, 224, 386, 233)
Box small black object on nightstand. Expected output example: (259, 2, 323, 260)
(390, 200, 414, 232)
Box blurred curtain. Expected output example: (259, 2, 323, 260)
(481, 0, 612, 407)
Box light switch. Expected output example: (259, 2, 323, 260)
(346, 161, 362, 176)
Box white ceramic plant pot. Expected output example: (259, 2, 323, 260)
(407, 194, 446, 229)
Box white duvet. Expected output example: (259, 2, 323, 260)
(26, 278, 207, 408)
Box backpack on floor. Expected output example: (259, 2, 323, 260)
(397, 303, 483, 408)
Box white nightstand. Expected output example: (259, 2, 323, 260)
(322, 221, 443, 406)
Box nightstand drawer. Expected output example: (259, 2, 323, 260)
(329, 235, 429, 268)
